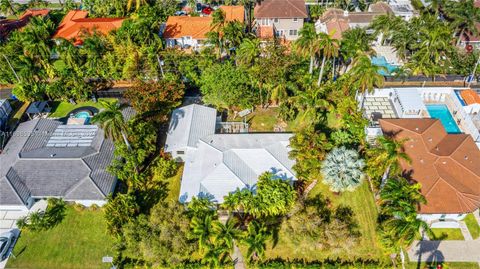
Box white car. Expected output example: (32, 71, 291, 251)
(0, 231, 15, 261)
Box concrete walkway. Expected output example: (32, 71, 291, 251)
(232, 244, 246, 269)
(408, 212, 480, 263)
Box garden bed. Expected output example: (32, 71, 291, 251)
(7, 205, 114, 269)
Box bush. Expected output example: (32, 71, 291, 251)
(16, 198, 67, 231)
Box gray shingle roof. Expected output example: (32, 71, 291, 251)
(0, 118, 117, 207)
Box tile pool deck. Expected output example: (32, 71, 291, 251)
(426, 104, 462, 134)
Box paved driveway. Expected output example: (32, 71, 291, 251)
(0, 200, 47, 269)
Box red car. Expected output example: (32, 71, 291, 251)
(202, 6, 213, 15)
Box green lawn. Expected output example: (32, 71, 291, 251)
(261, 181, 385, 262)
(408, 262, 480, 269)
(166, 164, 183, 203)
(8, 206, 114, 269)
(430, 228, 465, 240)
(464, 213, 480, 239)
(228, 107, 289, 132)
(49, 98, 116, 118)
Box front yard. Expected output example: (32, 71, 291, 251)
(464, 213, 480, 239)
(261, 181, 385, 263)
(430, 228, 465, 240)
(7, 205, 114, 269)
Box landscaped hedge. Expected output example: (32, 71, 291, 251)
(255, 258, 384, 268)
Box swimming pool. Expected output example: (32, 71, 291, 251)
(371, 56, 398, 76)
(74, 111, 92, 124)
(426, 104, 461, 133)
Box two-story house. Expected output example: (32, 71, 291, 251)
(254, 0, 308, 41)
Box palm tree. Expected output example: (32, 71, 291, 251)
(223, 21, 245, 53)
(348, 52, 385, 109)
(379, 176, 425, 216)
(91, 100, 131, 149)
(236, 38, 260, 66)
(321, 146, 365, 193)
(190, 214, 214, 251)
(201, 242, 231, 268)
(292, 85, 333, 126)
(317, 32, 339, 86)
(243, 221, 269, 263)
(369, 13, 405, 45)
(0, 0, 17, 18)
(27, 0, 48, 8)
(366, 135, 411, 189)
(295, 23, 321, 74)
(445, 0, 480, 46)
(212, 218, 241, 251)
(127, 0, 146, 12)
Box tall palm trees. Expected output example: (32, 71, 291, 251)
(295, 23, 321, 74)
(317, 32, 339, 86)
(445, 0, 480, 46)
(348, 52, 385, 109)
(0, 0, 16, 18)
(236, 38, 260, 66)
(366, 135, 411, 188)
(91, 100, 131, 149)
(243, 221, 269, 263)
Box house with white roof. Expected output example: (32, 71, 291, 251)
(165, 104, 296, 203)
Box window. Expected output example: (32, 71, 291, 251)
(289, 29, 298, 36)
(261, 18, 269, 26)
(293, 18, 298, 22)
(276, 29, 285, 36)
(176, 151, 185, 155)
(274, 18, 279, 23)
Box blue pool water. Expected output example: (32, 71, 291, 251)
(371, 56, 398, 76)
(74, 111, 91, 124)
(426, 105, 461, 133)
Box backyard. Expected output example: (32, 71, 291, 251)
(228, 107, 289, 132)
(7, 206, 114, 269)
(49, 98, 116, 118)
(260, 181, 385, 263)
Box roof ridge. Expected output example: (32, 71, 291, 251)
(264, 143, 296, 176)
(285, 0, 307, 17)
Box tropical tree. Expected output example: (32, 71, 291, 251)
(340, 27, 374, 71)
(379, 176, 429, 269)
(190, 214, 214, 251)
(212, 218, 242, 251)
(127, 0, 147, 12)
(348, 52, 385, 109)
(445, 0, 480, 46)
(369, 13, 405, 45)
(366, 135, 411, 188)
(91, 100, 131, 149)
(243, 220, 269, 263)
(236, 38, 260, 66)
(295, 23, 321, 74)
(27, 0, 48, 8)
(0, 0, 16, 18)
(317, 32, 339, 85)
(321, 146, 365, 193)
(223, 21, 246, 52)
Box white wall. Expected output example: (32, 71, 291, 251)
(418, 213, 467, 222)
(67, 199, 107, 207)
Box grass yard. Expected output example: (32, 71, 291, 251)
(8, 206, 114, 269)
(408, 262, 480, 269)
(49, 98, 117, 118)
(166, 164, 183, 203)
(228, 107, 289, 132)
(464, 213, 480, 239)
(430, 228, 465, 240)
(261, 181, 385, 262)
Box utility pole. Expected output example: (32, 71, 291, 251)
(468, 52, 480, 88)
(2, 54, 20, 82)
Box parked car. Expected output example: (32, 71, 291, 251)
(0, 231, 15, 261)
(196, 3, 203, 12)
(174, 10, 187, 16)
(202, 6, 213, 15)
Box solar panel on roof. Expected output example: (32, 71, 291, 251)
(46, 125, 98, 147)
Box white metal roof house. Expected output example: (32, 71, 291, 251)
(165, 104, 297, 203)
(0, 118, 117, 211)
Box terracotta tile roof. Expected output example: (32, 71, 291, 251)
(368, 2, 393, 14)
(53, 10, 124, 40)
(257, 25, 275, 39)
(0, 9, 50, 40)
(379, 118, 480, 214)
(163, 6, 244, 39)
(163, 16, 212, 39)
(220, 5, 245, 23)
(460, 23, 480, 42)
(254, 0, 308, 19)
(319, 8, 387, 39)
(460, 89, 480, 105)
